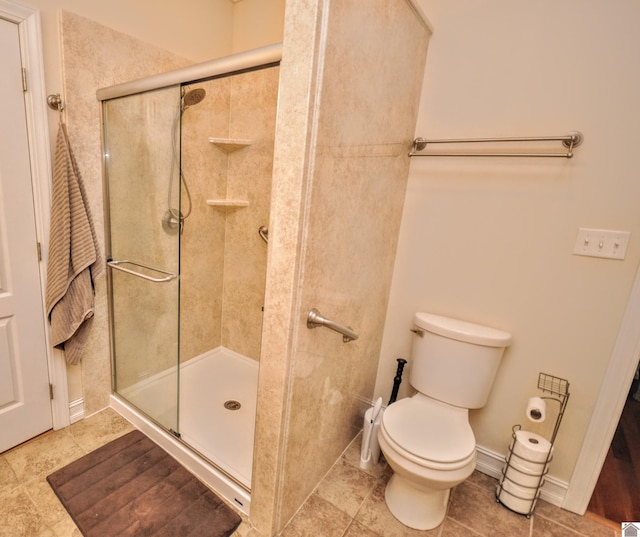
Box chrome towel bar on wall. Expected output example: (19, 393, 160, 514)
(307, 308, 359, 343)
(409, 131, 583, 158)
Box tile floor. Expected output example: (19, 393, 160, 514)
(0, 409, 619, 537)
(277, 436, 619, 537)
(1, 408, 136, 537)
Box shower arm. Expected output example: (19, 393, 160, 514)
(307, 308, 359, 343)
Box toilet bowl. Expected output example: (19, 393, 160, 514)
(377, 312, 511, 530)
(378, 394, 477, 530)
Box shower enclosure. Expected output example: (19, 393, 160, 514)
(100, 47, 281, 509)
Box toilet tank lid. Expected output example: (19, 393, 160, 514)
(414, 313, 512, 347)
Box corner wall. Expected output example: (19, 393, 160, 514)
(252, 1, 431, 533)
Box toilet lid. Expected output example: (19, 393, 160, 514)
(381, 396, 476, 464)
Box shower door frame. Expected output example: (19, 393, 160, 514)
(99, 43, 282, 515)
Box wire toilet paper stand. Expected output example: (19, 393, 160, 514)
(496, 372, 570, 517)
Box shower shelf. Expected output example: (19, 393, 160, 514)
(206, 199, 249, 211)
(209, 138, 252, 153)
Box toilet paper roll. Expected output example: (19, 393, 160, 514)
(498, 479, 539, 515)
(510, 453, 547, 477)
(503, 462, 546, 489)
(526, 397, 546, 423)
(512, 430, 552, 465)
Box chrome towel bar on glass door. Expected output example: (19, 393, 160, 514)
(409, 131, 583, 158)
(307, 308, 359, 342)
(107, 260, 177, 283)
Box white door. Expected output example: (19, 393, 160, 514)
(0, 16, 52, 453)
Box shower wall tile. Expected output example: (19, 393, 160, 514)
(179, 67, 278, 364)
(60, 10, 191, 414)
(221, 67, 279, 360)
(180, 77, 231, 361)
(81, 278, 112, 415)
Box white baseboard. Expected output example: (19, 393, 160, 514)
(69, 398, 84, 424)
(475, 445, 568, 508)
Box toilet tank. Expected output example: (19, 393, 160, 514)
(409, 313, 512, 409)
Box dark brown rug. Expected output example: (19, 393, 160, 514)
(47, 430, 242, 537)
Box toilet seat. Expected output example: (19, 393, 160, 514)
(381, 395, 476, 469)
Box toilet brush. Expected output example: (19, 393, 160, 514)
(360, 397, 383, 468)
(388, 358, 407, 405)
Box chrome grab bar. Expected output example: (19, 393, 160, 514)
(107, 259, 177, 283)
(307, 308, 359, 343)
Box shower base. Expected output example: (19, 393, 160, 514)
(180, 347, 258, 486)
(111, 346, 258, 514)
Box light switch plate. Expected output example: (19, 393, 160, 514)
(573, 228, 631, 260)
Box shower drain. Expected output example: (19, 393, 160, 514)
(224, 400, 242, 411)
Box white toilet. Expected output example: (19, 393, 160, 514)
(378, 312, 511, 530)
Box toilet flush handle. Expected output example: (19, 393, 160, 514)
(410, 328, 424, 337)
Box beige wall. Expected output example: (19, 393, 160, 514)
(375, 0, 640, 490)
(252, 1, 431, 533)
(232, 0, 285, 53)
(26, 0, 235, 152)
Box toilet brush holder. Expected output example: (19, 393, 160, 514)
(360, 401, 383, 469)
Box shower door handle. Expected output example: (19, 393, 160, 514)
(107, 260, 177, 283)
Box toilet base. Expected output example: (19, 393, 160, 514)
(384, 473, 450, 530)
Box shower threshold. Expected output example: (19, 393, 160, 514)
(111, 346, 258, 514)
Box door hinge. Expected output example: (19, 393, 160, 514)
(37, 241, 42, 261)
(49, 383, 54, 400)
(22, 67, 27, 92)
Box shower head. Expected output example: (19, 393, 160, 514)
(182, 88, 206, 111)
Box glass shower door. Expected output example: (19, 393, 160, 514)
(103, 86, 182, 433)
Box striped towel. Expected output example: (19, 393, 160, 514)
(45, 123, 101, 365)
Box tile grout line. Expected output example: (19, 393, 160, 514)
(444, 485, 484, 537)
(342, 469, 385, 537)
